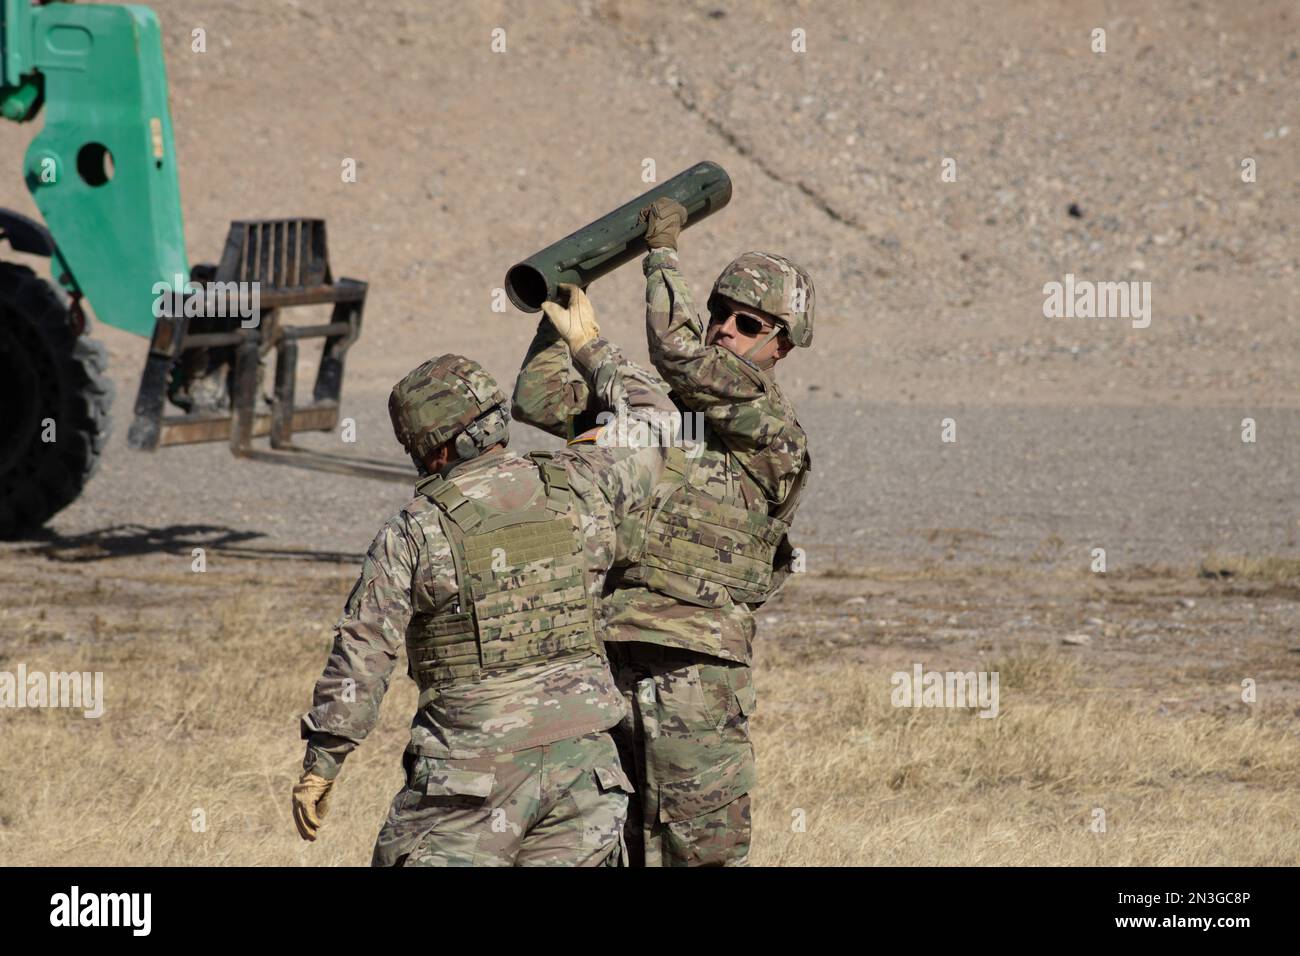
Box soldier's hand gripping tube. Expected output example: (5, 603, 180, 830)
(505, 161, 732, 312)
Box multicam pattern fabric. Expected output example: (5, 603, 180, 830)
(644, 247, 810, 508)
(606, 644, 755, 867)
(403, 456, 599, 687)
(707, 250, 816, 348)
(621, 444, 791, 608)
(512, 249, 815, 866)
(388, 353, 507, 461)
(512, 320, 676, 442)
(372, 731, 633, 867)
(515, 253, 811, 663)
(301, 448, 639, 769)
(300, 344, 672, 865)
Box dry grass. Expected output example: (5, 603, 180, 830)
(751, 643, 1300, 865)
(0, 574, 411, 866)
(1, 555, 1297, 866)
(1199, 553, 1300, 584)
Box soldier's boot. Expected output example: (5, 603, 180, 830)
(372, 731, 631, 867)
(609, 643, 756, 867)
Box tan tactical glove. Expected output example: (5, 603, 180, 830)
(292, 771, 334, 842)
(638, 197, 688, 251)
(541, 283, 600, 353)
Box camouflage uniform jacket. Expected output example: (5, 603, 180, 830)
(512, 320, 674, 442)
(301, 338, 674, 779)
(512, 251, 810, 665)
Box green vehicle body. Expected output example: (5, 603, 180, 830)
(0, 1, 385, 540)
(3, 0, 188, 337)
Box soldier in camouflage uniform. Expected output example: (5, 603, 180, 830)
(293, 304, 675, 866)
(511, 199, 814, 866)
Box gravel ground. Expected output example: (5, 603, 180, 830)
(8, 381, 1295, 575)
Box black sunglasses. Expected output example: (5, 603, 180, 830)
(715, 309, 775, 337)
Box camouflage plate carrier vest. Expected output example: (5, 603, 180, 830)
(404, 453, 599, 689)
(623, 444, 795, 608)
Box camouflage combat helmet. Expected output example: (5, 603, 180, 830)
(707, 251, 815, 348)
(388, 354, 510, 465)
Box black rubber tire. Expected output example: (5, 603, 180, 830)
(0, 262, 113, 538)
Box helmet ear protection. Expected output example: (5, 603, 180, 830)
(451, 405, 512, 464)
(707, 292, 724, 326)
(453, 430, 479, 461)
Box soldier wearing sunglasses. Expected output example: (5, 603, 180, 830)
(511, 198, 814, 866)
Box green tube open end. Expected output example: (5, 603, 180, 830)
(505, 262, 549, 313)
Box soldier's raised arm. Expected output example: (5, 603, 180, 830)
(527, 283, 679, 437)
(574, 335, 675, 421)
(511, 318, 592, 438)
(639, 203, 809, 505)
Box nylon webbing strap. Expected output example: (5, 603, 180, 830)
(463, 520, 582, 573)
(409, 459, 599, 687)
(428, 476, 483, 534)
(529, 452, 574, 515)
(432, 504, 480, 673)
(462, 514, 593, 668)
(742, 324, 781, 363)
(662, 444, 689, 481)
(641, 497, 788, 584)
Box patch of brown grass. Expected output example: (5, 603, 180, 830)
(1, 555, 1297, 866)
(0, 576, 409, 866)
(1200, 553, 1300, 583)
(750, 641, 1300, 865)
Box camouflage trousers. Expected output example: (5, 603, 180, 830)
(371, 731, 633, 867)
(606, 643, 757, 867)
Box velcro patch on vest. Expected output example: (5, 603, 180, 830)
(637, 491, 790, 603)
(408, 466, 600, 688)
(462, 515, 595, 669)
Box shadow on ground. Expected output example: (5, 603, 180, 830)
(9, 523, 362, 565)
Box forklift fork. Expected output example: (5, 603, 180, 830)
(127, 218, 411, 483)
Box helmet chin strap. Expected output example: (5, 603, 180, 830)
(742, 325, 782, 370)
